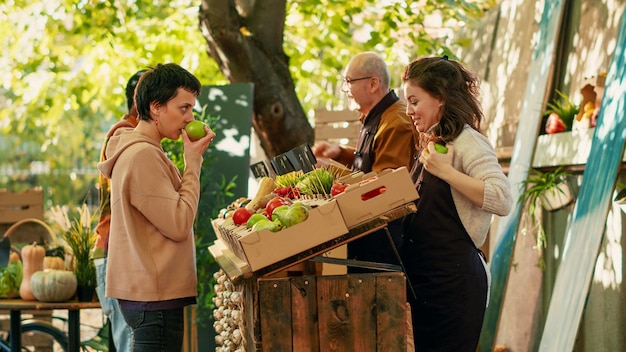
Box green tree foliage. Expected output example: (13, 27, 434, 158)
(0, 0, 223, 206)
(1, 0, 496, 339)
(1, 0, 495, 206)
(284, 0, 495, 112)
(198, 0, 495, 157)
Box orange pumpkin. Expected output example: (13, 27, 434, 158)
(8, 251, 20, 264)
(43, 256, 66, 270)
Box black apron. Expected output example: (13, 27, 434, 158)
(401, 162, 488, 352)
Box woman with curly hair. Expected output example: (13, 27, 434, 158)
(400, 56, 513, 351)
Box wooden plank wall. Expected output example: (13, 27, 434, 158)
(314, 108, 361, 147)
(0, 189, 44, 224)
(0, 189, 46, 243)
(255, 272, 408, 352)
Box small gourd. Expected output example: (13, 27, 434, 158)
(19, 242, 45, 301)
(43, 256, 66, 270)
(31, 269, 77, 302)
(8, 251, 20, 264)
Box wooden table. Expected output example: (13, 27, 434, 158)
(214, 203, 418, 352)
(0, 298, 101, 352)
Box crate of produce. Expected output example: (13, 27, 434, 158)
(334, 167, 419, 228)
(213, 199, 348, 272)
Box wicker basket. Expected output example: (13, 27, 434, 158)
(0, 218, 60, 299)
(2, 218, 59, 247)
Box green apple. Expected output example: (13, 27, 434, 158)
(185, 120, 207, 141)
(434, 143, 448, 154)
(246, 213, 268, 229)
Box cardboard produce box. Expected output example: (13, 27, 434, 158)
(211, 218, 249, 268)
(334, 167, 418, 228)
(213, 199, 349, 272)
(208, 239, 250, 279)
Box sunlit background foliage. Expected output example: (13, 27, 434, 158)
(1, 0, 497, 337)
(0, 0, 496, 207)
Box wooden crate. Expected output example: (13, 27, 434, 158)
(0, 189, 50, 246)
(251, 272, 409, 352)
(0, 189, 44, 224)
(262, 261, 322, 279)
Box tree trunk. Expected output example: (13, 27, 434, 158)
(198, 0, 315, 159)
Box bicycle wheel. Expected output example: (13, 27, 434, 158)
(7, 319, 68, 352)
(0, 338, 11, 352)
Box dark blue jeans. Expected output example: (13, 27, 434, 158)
(120, 307, 184, 352)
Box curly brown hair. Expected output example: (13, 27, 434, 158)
(401, 56, 483, 146)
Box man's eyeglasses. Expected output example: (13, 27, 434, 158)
(342, 76, 372, 85)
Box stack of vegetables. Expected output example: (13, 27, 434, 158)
(0, 241, 76, 302)
(218, 166, 341, 235)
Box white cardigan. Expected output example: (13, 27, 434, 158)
(448, 125, 513, 247)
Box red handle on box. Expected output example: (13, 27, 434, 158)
(360, 186, 387, 201)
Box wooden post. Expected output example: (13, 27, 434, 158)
(183, 305, 198, 352)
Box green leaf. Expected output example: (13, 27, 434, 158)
(0, 261, 23, 298)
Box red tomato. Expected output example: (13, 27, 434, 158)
(273, 186, 301, 199)
(265, 197, 291, 217)
(232, 207, 253, 226)
(545, 113, 566, 134)
(331, 183, 349, 196)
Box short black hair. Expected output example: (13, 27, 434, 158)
(135, 63, 202, 121)
(125, 70, 147, 111)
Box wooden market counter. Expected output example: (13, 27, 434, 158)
(231, 203, 417, 351)
(0, 298, 101, 352)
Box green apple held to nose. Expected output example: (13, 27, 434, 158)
(185, 120, 207, 141)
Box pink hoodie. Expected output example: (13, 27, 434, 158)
(97, 128, 201, 302)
